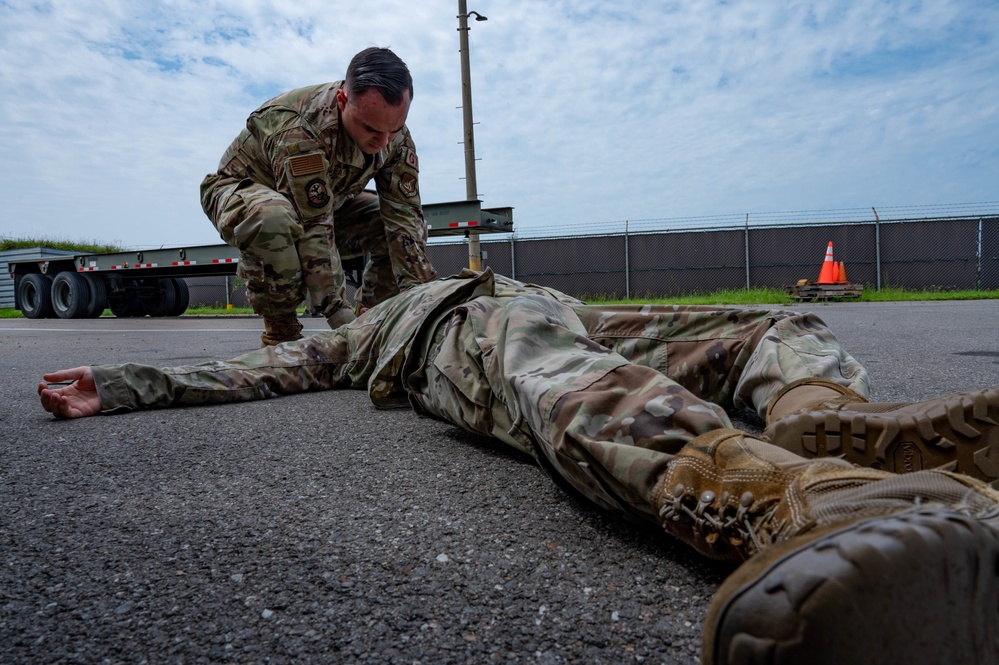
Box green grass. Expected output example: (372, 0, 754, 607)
(585, 285, 999, 306)
(4, 285, 997, 319)
(1, 236, 124, 254)
(184, 306, 257, 315)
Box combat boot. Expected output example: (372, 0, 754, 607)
(655, 428, 999, 664)
(764, 378, 999, 486)
(260, 313, 304, 347)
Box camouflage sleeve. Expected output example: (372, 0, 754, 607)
(245, 107, 335, 224)
(91, 332, 359, 414)
(374, 130, 437, 290)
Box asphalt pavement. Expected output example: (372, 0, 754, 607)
(2, 300, 998, 664)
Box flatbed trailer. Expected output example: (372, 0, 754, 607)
(9, 200, 512, 319)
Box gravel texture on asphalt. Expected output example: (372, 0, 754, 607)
(2, 299, 996, 663)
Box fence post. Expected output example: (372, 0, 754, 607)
(510, 234, 516, 280)
(624, 220, 631, 299)
(978, 217, 984, 290)
(872, 207, 882, 291)
(744, 213, 750, 290)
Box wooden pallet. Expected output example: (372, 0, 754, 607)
(785, 282, 864, 302)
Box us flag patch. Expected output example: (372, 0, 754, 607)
(289, 153, 324, 176)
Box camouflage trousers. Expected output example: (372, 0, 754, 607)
(94, 291, 867, 528)
(409, 296, 868, 525)
(200, 176, 400, 318)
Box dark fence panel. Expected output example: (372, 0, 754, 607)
(985, 217, 999, 290)
(426, 243, 471, 279)
(181, 215, 998, 308)
(878, 218, 981, 289)
(748, 223, 879, 289)
(509, 235, 629, 298)
(629, 229, 745, 297)
(481, 238, 513, 278)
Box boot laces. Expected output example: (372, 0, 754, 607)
(659, 484, 795, 556)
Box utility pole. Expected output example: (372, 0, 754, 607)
(457, 0, 486, 270)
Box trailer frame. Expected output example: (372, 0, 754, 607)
(8, 200, 512, 318)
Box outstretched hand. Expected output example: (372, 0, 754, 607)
(38, 366, 101, 419)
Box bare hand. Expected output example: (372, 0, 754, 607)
(38, 367, 102, 419)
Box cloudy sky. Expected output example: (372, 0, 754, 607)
(1, 0, 997, 248)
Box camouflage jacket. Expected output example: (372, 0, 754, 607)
(93, 270, 584, 413)
(210, 81, 433, 289)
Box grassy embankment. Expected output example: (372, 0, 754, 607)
(2, 236, 997, 318)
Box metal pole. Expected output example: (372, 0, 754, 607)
(872, 207, 881, 291)
(510, 233, 516, 280)
(744, 213, 750, 290)
(624, 220, 630, 299)
(457, 1, 482, 271)
(978, 217, 983, 290)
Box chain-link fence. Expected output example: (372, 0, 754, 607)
(430, 214, 998, 299)
(185, 214, 998, 307)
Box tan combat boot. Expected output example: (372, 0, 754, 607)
(260, 313, 304, 347)
(763, 378, 999, 486)
(656, 428, 999, 664)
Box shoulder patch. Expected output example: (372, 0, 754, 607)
(405, 149, 419, 171)
(305, 178, 330, 208)
(289, 153, 325, 177)
(400, 172, 418, 198)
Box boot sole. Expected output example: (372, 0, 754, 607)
(705, 508, 999, 665)
(767, 387, 999, 486)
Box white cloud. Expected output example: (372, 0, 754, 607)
(0, 0, 996, 247)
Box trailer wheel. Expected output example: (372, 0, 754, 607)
(51, 271, 91, 319)
(169, 278, 190, 316)
(82, 274, 107, 318)
(107, 279, 143, 317)
(17, 273, 55, 319)
(140, 278, 178, 317)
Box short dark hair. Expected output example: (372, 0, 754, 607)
(345, 47, 414, 106)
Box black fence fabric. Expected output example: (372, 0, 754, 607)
(191, 215, 998, 307)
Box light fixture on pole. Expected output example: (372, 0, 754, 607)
(457, 1, 486, 270)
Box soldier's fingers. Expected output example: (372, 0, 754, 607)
(43, 367, 88, 385)
(38, 387, 58, 415)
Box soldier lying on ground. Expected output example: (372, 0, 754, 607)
(38, 269, 999, 665)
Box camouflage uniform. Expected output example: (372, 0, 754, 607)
(200, 81, 437, 320)
(82, 270, 999, 662)
(93, 269, 866, 527)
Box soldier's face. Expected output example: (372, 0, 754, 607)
(336, 87, 410, 154)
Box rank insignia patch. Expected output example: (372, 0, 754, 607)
(306, 178, 330, 208)
(400, 172, 418, 198)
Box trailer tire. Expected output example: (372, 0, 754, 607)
(170, 278, 190, 316)
(51, 271, 91, 319)
(141, 278, 177, 317)
(17, 273, 55, 319)
(82, 274, 107, 318)
(107, 279, 143, 317)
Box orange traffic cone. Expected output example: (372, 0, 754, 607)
(837, 261, 848, 284)
(816, 241, 837, 284)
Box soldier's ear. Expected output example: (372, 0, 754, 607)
(336, 88, 348, 112)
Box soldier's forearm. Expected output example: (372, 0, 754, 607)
(91, 335, 355, 414)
